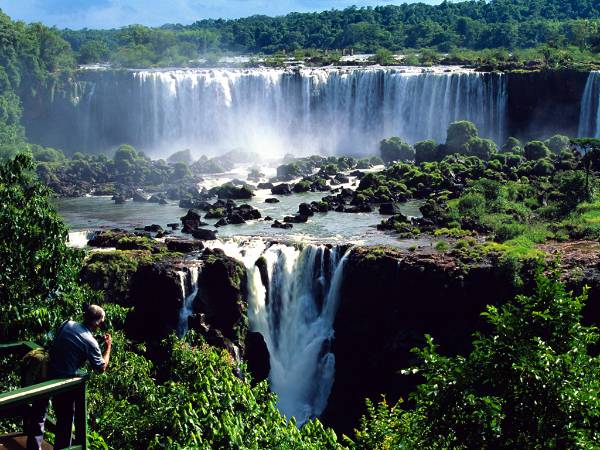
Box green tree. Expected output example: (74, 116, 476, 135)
(524, 140, 552, 160)
(545, 134, 571, 154)
(78, 39, 110, 64)
(379, 137, 415, 164)
(414, 140, 440, 164)
(446, 121, 478, 153)
(461, 137, 497, 160)
(502, 137, 522, 153)
(352, 274, 600, 449)
(0, 154, 86, 341)
(170, 162, 192, 181)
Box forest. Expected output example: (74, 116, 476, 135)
(58, 0, 600, 66)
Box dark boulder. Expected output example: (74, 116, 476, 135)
(257, 182, 274, 189)
(197, 253, 247, 343)
(179, 199, 213, 210)
(113, 195, 127, 204)
(245, 331, 270, 383)
(132, 191, 150, 202)
(265, 198, 280, 204)
(192, 228, 218, 240)
(205, 208, 226, 219)
(379, 203, 401, 215)
(271, 220, 293, 229)
(166, 238, 204, 253)
(215, 218, 229, 227)
(335, 174, 350, 184)
(181, 209, 208, 232)
(292, 181, 311, 193)
(214, 183, 254, 199)
(144, 224, 163, 232)
(284, 214, 309, 223)
(228, 213, 246, 225)
(271, 183, 292, 195)
(167, 223, 180, 230)
(298, 203, 314, 217)
(236, 204, 261, 220)
(126, 260, 197, 341)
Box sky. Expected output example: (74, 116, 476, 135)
(0, 0, 442, 30)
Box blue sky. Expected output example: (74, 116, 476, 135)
(0, 0, 442, 30)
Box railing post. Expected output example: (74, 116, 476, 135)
(73, 380, 88, 450)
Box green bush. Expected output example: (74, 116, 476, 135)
(379, 137, 415, 164)
(351, 274, 600, 449)
(524, 141, 551, 161)
(446, 121, 478, 153)
(0, 154, 87, 342)
(458, 192, 486, 217)
(89, 334, 342, 449)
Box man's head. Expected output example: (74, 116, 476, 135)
(83, 304, 106, 331)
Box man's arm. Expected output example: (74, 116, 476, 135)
(99, 333, 112, 372)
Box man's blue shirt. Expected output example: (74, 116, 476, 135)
(49, 320, 104, 377)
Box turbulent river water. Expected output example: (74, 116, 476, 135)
(57, 166, 424, 248)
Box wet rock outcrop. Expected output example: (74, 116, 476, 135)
(126, 259, 198, 340)
(506, 70, 589, 141)
(322, 247, 520, 434)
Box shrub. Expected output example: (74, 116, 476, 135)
(351, 274, 600, 449)
(461, 137, 496, 160)
(545, 134, 571, 154)
(533, 158, 554, 175)
(446, 121, 478, 153)
(379, 137, 415, 164)
(414, 140, 440, 164)
(524, 141, 551, 161)
(458, 192, 486, 217)
(434, 240, 449, 251)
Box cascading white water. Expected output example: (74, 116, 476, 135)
(66, 230, 95, 248)
(71, 67, 507, 156)
(177, 266, 199, 336)
(579, 71, 600, 138)
(208, 239, 349, 424)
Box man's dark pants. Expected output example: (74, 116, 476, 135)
(25, 391, 78, 450)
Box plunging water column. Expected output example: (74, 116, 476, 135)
(49, 67, 507, 155)
(579, 71, 600, 138)
(210, 240, 349, 424)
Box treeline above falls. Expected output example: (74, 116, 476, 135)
(23, 67, 596, 157)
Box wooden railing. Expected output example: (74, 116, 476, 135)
(0, 342, 88, 450)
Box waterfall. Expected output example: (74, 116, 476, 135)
(579, 72, 600, 138)
(66, 230, 95, 248)
(177, 266, 200, 336)
(209, 239, 349, 424)
(58, 67, 507, 156)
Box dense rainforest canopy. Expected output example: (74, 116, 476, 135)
(58, 0, 600, 65)
(61, 0, 600, 58)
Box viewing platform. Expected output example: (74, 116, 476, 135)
(0, 342, 88, 450)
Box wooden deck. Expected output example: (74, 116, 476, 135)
(0, 432, 53, 450)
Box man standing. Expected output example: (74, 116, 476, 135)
(26, 304, 112, 450)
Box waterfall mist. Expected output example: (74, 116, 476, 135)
(44, 67, 507, 157)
